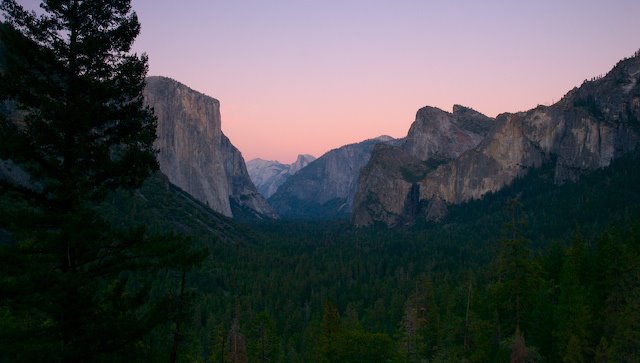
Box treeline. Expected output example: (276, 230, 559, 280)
(83, 135, 640, 363)
(143, 213, 639, 363)
(165, 224, 640, 362)
(157, 215, 640, 363)
(1, 1, 640, 362)
(140, 151, 640, 362)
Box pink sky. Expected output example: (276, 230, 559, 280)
(19, 1, 640, 164)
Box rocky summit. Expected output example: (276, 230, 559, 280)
(352, 105, 494, 226)
(353, 52, 640, 227)
(144, 77, 276, 219)
(268, 136, 396, 219)
(247, 154, 316, 198)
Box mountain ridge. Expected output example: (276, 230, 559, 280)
(353, 50, 640, 226)
(268, 136, 397, 219)
(247, 154, 316, 198)
(352, 104, 495, 226)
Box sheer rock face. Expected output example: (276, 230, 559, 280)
(353, 52, 640, 227)
(268, 136, 396, 219)
(404, 105, 493, 161)
(289, 154, 316, 174)
(247, 154, 316, 198)
(352, 106, 494, 226)
(144, 76, 275, 219)
(351, 143, 422, 226)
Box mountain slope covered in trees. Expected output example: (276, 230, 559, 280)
(92, 149, 640, 362)
(1, 3, 639, 362)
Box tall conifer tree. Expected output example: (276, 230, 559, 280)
(0, 1, 206, 362)
(0, 0, 157, 201)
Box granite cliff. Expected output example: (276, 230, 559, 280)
(353, 52, 640, 226)
(269, 136, 395, 219)
(352, 105, 494, 226)
(247, 154, 315, 198)
(143, 76, 276, 219)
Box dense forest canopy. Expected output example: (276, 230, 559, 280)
(1, 1, 639, 363)
(69, 142, 640, 362)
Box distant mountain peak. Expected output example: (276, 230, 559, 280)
(371, 135, 395, 142)
(296, 154, 316, 161)
(268, 136, 395, 220)
(247, 154, 316, 198)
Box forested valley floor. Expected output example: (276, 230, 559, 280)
(94, 152, 640, 362)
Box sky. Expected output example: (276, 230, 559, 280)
(17, 1, 640, 164)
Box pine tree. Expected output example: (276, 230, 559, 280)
(0, 1, 206, 362)
(555, 231, 592, 363)
(318, 299, 342, 363)
(226, 319, 248, 363)
(0, 0, 157, 202)
(607, 252, 640, 363)
(490, 200, 537, 337)
(398, 278, 436, 362)
(247, 311, 280, 363)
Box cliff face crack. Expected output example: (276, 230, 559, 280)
(401, 184, 421, 224)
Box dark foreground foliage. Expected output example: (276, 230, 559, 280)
(0, 1, 638, 362)
(0, 1, 206, 362)
(92, 152, 640, 362)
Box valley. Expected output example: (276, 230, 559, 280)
(1, 3, 639, 361)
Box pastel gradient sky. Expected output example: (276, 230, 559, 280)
(18, 1, 640, 163)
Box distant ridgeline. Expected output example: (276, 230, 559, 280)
(247, 154, 316, 199)
(267, 136, 397, 220)
(259, 51, 640, 224)
(352, 50, 640, 226)
(2, 20, 639, 229)
(105, 138, 640, 246)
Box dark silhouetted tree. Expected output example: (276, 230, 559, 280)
(0, 1, 206, 362)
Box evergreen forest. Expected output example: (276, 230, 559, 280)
(1, 1, 639, 362)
